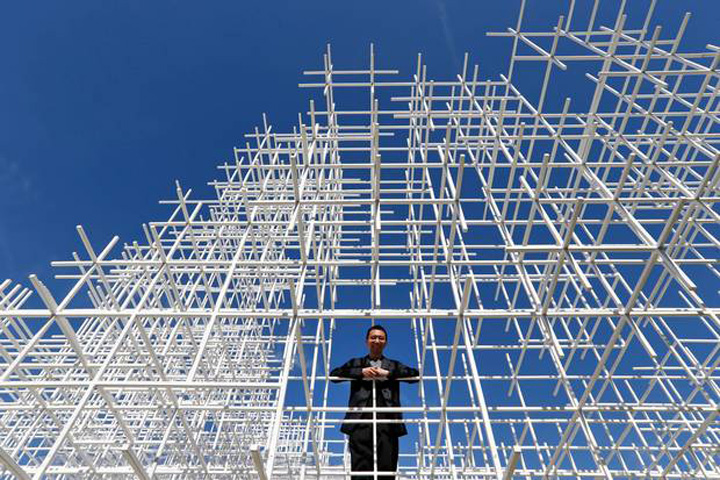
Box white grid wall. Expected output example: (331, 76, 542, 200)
(1, 0, 719, 478)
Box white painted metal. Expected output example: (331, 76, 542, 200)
(1, 1, 719, 478)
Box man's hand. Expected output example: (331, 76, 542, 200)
(362, 367, 390, 379)
(362, 367, 378, 378)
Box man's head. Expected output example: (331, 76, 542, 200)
(366, 325, 387, 359)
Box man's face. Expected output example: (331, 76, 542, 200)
(366, 328, 387, 358)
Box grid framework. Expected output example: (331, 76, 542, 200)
(1, 0, 719, 478)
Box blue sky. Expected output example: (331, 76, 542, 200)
(1, 0, 719, 472)
(1, 0, 716, 292)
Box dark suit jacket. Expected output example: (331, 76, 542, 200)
(330, 355, 419, 437)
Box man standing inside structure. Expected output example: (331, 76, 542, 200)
(330, 325, 419, 479)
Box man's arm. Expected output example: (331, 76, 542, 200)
(390, 361, 420, 383)
(329, 359, 364, 383)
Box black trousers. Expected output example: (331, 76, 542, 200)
(348, 424, 398, 480)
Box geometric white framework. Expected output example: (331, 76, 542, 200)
(1, 0, 719, 478)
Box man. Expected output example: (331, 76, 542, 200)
(330, 325, 419, 480)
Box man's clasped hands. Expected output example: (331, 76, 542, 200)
(362, 366, 390, 379)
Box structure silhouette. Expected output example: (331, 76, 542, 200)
(1, 1, 719, 478)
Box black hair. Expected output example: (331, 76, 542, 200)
(366, 324, 388, 339)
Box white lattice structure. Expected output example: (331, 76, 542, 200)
(1, 0, 720, 478)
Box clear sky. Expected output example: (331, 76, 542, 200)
(0, 0, 717, 292)
(1, 0, 718, 473)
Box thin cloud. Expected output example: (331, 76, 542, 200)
(0, 155, 38, 204)
(0, 155, 40, 280)
(434, 0, 461, 73)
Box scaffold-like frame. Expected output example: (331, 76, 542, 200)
(1, 0, 719, 478)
